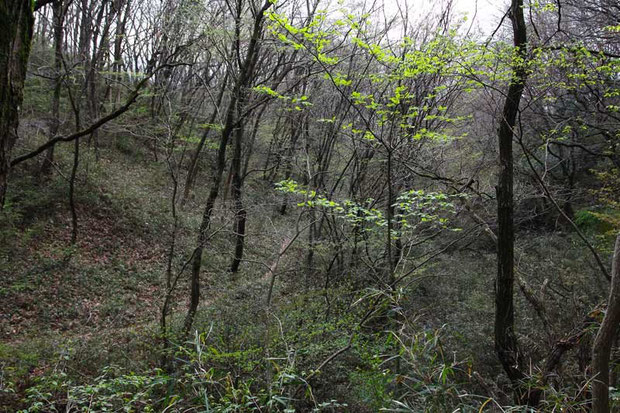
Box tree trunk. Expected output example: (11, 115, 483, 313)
(592, 234, 620, 413)
(181, 72, 228, 206)
(229, 98, 266, 273)
(112, 0, 130, 108)
(494, 0, 532, 405)
(41, 0, 64, 175)
(69, 137, 79, 244)
(183, 0, 272, 336)
(0, 0, 34, 205)
(183, 97, 236, 338)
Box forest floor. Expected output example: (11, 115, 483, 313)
(0, 139, 185, 408)
(0, 133, 301, 410)
(0, 127, 611, 411)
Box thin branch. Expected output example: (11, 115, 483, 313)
(11, 63, 186, 167)
(517, 136, 611, 282)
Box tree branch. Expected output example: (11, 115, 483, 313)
(11, 64, 179, 167)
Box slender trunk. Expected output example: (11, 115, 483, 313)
(494, 0, 533, 405)
(181, 73, 228, 206)
(241, 105, 266, 179)
(229, 117, 246, 273)
(182, 131, 229, 336)
(69, 137, 79, 244)
(67, 90, 82, 245)
(386, 149, 395, 284)
(279, 118, 301, 215)
(86, 2, 110, 161)
(262, 115, 283, 181)
(38, 7, 48, 46)
(112, 0, 130, 108)
(183, 83, 242, 337)
(161, 150, 179, 370)
(183, 0, 272, 336)
(42, 0, 64, 175)
(592, 234, 620, 413)
(306, 210, 315, 278)
(229, 94, 266, 273)
(88, 68, 100, 160)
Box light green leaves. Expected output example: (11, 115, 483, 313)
(252, 86, 313, 111)
(276, 180, 463, 233)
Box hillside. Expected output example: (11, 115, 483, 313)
(0, 0, 619, 412)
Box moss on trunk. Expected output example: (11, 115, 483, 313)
(0, 0, 34, 205)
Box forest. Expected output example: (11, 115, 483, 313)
(0, 0, 619, 411)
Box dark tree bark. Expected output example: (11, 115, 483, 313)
(592, 234, 620, 413)
(41, 0, 64, 175)
(69, 136, 80, 244)
(86, 0, 118, 161)
(183, 0, 272, 337)
(111, 0, 130, 108)
(181, 72, 229, 206)
(0, 0, 34, 205)
(228, 111, 246, 273)
(494, 0, 532, 405)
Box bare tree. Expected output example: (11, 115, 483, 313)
(494, 0, 533, 405)
(183, 0, 274, 336)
